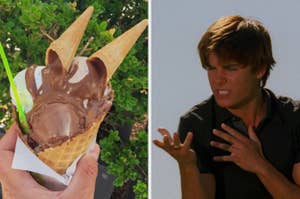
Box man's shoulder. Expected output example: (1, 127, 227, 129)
(270, 90, 300, 123)
(180, 96, 214, 124)
(178, 96, 214, 145)
(276, 96, 300, 112)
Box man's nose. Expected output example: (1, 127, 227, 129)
(214, 69, 227, 85)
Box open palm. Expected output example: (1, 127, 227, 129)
(153, 128, 197, 166)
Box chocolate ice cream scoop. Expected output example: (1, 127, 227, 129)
(25, 56, 113, 150)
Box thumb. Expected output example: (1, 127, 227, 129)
(0, 122, 19, 151)
(248, 126, 260, 143)
(63, 144, 100, 198)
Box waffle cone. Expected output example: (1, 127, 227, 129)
(89, 19, 148, 81)
(37, 115, 105, 175)
(45, 6, 94, 72)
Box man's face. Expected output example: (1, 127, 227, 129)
(207, 53, 264, 110)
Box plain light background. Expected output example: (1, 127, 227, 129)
(151, 1, 300, 198)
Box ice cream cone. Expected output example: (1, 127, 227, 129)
(45, 6, 94, 72)
(37, 115, 105, 174)
(89, 19, 148, 81)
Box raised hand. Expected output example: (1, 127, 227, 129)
(210, 123, 266, 173)
(153, 128, 197, 166)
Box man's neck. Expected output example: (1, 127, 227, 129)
(227, 89, 266, 128)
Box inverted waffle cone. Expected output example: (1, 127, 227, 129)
(37, 115, 105, 175)
(89, 19, 148, 81)
(45, 6, 94, 72)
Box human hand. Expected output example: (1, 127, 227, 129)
(0, 122, 100, 199)
(210, 123, 266, 173)
(153, 128, 196, 167)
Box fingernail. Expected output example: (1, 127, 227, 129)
(88, 145, 100, 161)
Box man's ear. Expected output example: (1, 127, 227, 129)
(256, 65, 267, 79)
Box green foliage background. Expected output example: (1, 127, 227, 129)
(0, 0, 148, 198)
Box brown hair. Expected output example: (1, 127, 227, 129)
(198, 15, 275, 87)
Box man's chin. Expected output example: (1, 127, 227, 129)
(214, 97, 227, 107)
(214, 98, 237, 109)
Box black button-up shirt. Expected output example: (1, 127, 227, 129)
(178, 89, 300, 199)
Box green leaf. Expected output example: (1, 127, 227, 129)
(99, 21, 108, 31)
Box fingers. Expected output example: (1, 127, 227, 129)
(212, 129, 236, 144)
(0, 122, 19, 151)
(153, 139, 172, 153)
(183, 132, 193, 149)
(163, 134, 172, 148)
(153, 138, 173, 153)
(158, 128, 172, 143)
(0, 122, 46, 190)
(210, 141, 232, 152)
(156, 128, 194, 150)
(0, 150, 41, 189)
(153, 128, 173, 151)
(64, 144, 100, 198)
(213, 155, 232, 162)
(152, 139, 165, 149)
(158, 128, 177, 147)
(0, 150, 14, 180)
(173, 132, 181, 147)
(158, 128, 173, 147)
(220, 123, 248, 143)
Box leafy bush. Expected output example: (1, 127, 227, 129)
(0, 0, 148, 198)
(100, 130, 147, 198)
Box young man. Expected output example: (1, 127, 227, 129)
(154, 15, 300, 199)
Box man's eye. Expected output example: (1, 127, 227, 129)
(226, 67, 238, 71)
(205, 66, 216, 71)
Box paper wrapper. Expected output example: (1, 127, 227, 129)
(12, 131, 96, 190)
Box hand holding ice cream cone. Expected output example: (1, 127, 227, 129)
(0, 123, 100, 198)
(8, 5, 148, 186)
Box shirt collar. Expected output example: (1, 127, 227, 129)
(212, 88, 283, 126)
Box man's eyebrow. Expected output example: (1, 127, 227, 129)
(204, 63, 239, 69)
(222, 63, 239, 68)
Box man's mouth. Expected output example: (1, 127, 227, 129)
(215, 89, 230, 96)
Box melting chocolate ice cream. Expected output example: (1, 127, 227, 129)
(24, 53, 113, 151)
